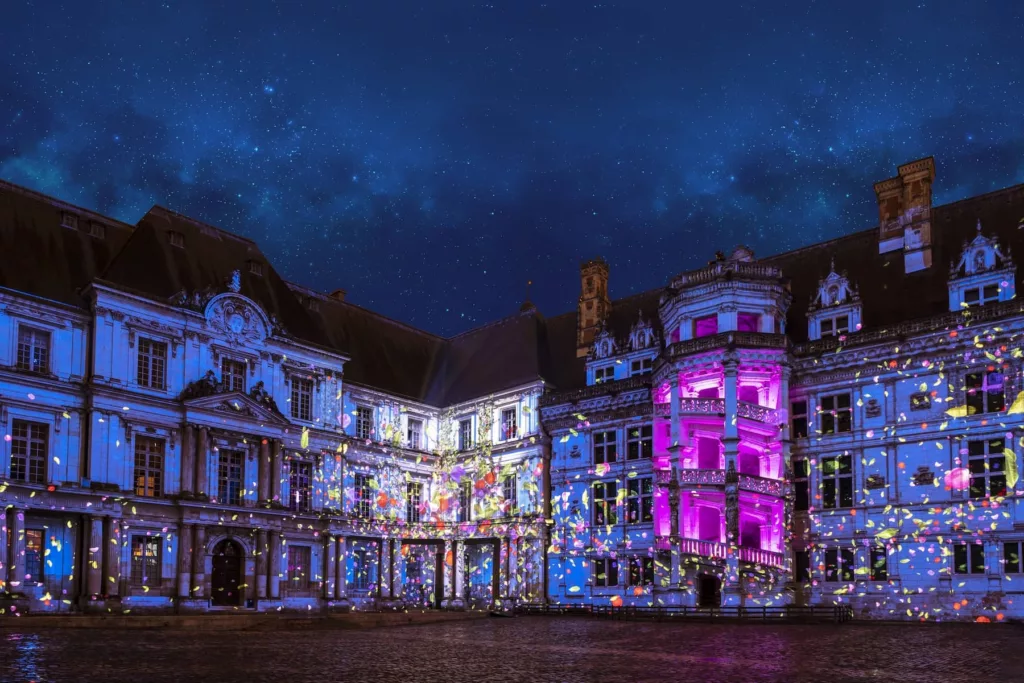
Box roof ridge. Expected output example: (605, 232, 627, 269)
(0, 178, 136, 230)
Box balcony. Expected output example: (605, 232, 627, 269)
(655, 537, 786, 569)
(667, 332, 788, 360)
(737, 474, 783, 497)
(738, 547, 786, 568)
(679, 537, 729, 559)
(677, 469, 726, 486)
(671, 469, 783, 497)
(655, 399, 779, 424)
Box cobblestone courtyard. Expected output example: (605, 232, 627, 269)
(1, 617, 1021, 683)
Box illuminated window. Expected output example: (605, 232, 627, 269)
(626, 425, 652, 460)
(502, 474, 517, 515)
(967, 438, 1007, 499)
(593, 430, 617, 465)
(356, 405, 374, 439)
(818, 393, 851, 434)
(130, 536, 160, 586)
(287, 545, 311, 589)
(137, 338, 167, 389)
(626, 477, 653, 524)
(217, 449, 243, 506)
(963, 284, 999, 307)
(24, 529, 44, 584)
(824, 548, 854, 582)
(16, 326, 50, 373)
(790, 400, 808, 439)
(953, 542, 985, 575)
(593, 481, 617, 526)
(793, 459, 809, 511)
(458, 480, 473, 522)
(221, 358, 246, 393)
(351, 547, 374, 590)
(965, 371, 1005, 415)
(457, 418, 473, 451)
(594, 365, 615, 383)
(500, 407, 518, 441)
(354, 473, 374, 518)
(406, 482, 423, 523)
(694, 315, 718, 338)
(133, 436, 164, 498)
(819, 315, 849, 338)
(1003, 542, 1023, 574)
(629, 357, 653, 376)
(821, 453, 853, 509)
(407, 418, 422, 449)
(10, 419, 48, 484)
(870, 547, 888, 581)
(593, 557, 618, 587)
(737, 312, 760, 333)
(291, 377, 313, 421)
(288, 460, 312, 512)
(627, 556, 654, 586)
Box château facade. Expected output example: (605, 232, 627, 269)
(2, 156, 1023, 621)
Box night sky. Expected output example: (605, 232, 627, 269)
(2, 2, 1022, 336)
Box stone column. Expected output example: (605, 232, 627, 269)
(722, 357, 739, 472)
(191, 525, 206, 598)
(255, 529, 268, 599)
(258, 439, 271, 503)
(270, 440, 283, 504)
(196, 427, 209, 498)
(268, 531, 281, 599)
(390, 539, 402, 599)
(180, 425, 195, 495)
(669, 374, 682, 451)
(442, 539, 454, 605)
(455, 542, 466, 603)
(0, 507, 9, 592)
(324, 533, 336, 602)
(103, 517, 121, 597)
(335, 536, 347, 599)
(177, 523, 193, 598)
(508, 537, 519, 600)
(378, 537, 390, 598)
(10, 508, 25, 591)
(499, 537, 511, 599)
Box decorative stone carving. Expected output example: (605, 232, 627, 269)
(569, 445, 581, 459)
(248, 381, 281, 414)
(865, 398, 882, 418)
(206, 295, 269, 345)
(591, 325, 617, 360)
(180, 370, 222, 400)
(170, 286, 216, 312)
(628, 311, 657, 351)
(951, 220, 1013, 278)
(810, 258, 859, 311)
(227, 269, 242, 293)
(865, 474, 886, 490)
(911, 466, 935, 487)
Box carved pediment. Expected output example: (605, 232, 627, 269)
(810, 258, 859, 311)
(184, 390, 290, 425)
(591, 325, 618, 359)
(629, 310, 658, 351)
(950, 220, 1013, 278)
(204, 293, 271, 346)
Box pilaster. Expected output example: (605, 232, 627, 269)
(191, 525, 206, 598)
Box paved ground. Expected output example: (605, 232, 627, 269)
(1, 616, 1021, 682)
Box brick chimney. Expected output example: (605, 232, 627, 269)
(577, 257, 610, 358)
(873, 156, 935, 273)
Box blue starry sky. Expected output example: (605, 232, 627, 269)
(2, 1, 1022, 335)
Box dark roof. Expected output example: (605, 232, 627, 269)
(0, 181, 134, 308)
(100, 206, 331, 348)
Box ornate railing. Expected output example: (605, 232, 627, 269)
(737, 474, 783, 497)
(654, 469, 674, 486)
(667, 333, 788, 360)
(677, 469, 726, 485)
(737, 401, 778, 424)
(679, 397, 725, 414)
(670, 261, 784, 289)
(539, 375, 652, 407)
(679, 538, 729, 559)
(738, 547, 786, 568)
(654, 403, 670, 416)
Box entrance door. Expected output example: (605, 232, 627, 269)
(697, 574, 721, 608)
(211, 539, 243, 606)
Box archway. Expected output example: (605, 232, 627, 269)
(211, 539, 243, 606)
(697, 573, 721, 608)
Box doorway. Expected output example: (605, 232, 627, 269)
(697, 573, 721, 608)
(211, 539, 243, 606)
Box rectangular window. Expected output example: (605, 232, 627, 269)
(24, 529, 44, 584)
(288, 460, 312, 512)
(870, 547, 888, 581)
(593, 430, 617, 465)
(791, 400, 808, 439)
(737, 312, 760, 333)
(626, 477, 653, 524)
(221, 358, 247, 393)
(130, 536, 160, 587)
(287, 546, 311, 589)
(964, 285, 1000, 307)
(354, 473, 374, 518)
(965, 371, 1006, 415)
(627, 556, 654, 586)
(954, 542, 986, 575)
(630, 357, 653, 376)
(910, 392, 931, 411)
(594, 365, 615, 383)
(10, 419, 48, 484)
(290, 377, 314, 421)
(406, 482, 423, 523)
(407, 418, 423, 450)
(458, 418, 473, 451)
(217, 449, 243, 506)
(502, 474, 517, 515)
(594, 557, 619, 587)
(794, 550, 810, 583)
(500, 407, 518, 441)
(819, 393, 852, 434)
(249, 260, 264, 276)
(824, 548, 855, 582)
(793, 459, 809, 511)
(355, 405, 374, 440)
(820, 315, 849, 338)
(626, 425, 653, 460)
(61, 212, 78, 229)
(133, 436, 164, 498)
(694, 315, 718, 338)
(593, 481, 618, 526)
(168, 231, 185, 248)
(351, 548, 373, 590)
(458, 480, 473, 523)
(136, 338, 167, 389)
(821, 453, 853, 509)
(16, 326, 50, 373)
(968, 438, 1007, 499)
(1003, 542, 1023, 574)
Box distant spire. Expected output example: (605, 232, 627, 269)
(520, 279, 536, 313)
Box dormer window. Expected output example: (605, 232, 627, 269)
(819, 315, 849, 338)
(808, 259, 861, 341)
(61, 212, 78, 229)
(89, 222, 106, 239)
(249, 261, 264, 276)
(963, 284, 1000, 308)
(948, 220, 1015, 312)
(630, 357, 653, 376)
(168, 231, 185, 248)
(594, 365, 615, 383)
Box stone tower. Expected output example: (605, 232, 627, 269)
(874, 156, 935, 273)
(576, 257, 610, 358)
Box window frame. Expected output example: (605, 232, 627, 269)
(626, 425, 653, 460)
(627, 556, 654, 587)
(24, 528, 44, 584)
(793, 458, 809, 511)
(824, 547, 855, 582)
(288, 459, 313, 513)
(965, 370, 1006, 415)
(500, 407, 518, 442)
(290, 376, 314, 421)
(221, 357, 247, 393)
(355, 405, 374, 440)
(10, 419, 48, 485)
(821, 453, 854, 509)
(967, 437, 1007, 499)
(629, 357, 653, 376)
(457, 417, 474, 451)
(136, 337, 168, 390)
(217, 448, 244, 506)
(819, 315, 849, 338)
(594, 365, 615, 383)
(502, 473, 517, 515)
(1003, 541, 1022, 574)
(626, 477, 653, 524)
(953, 542, 986, 575)
(287, 545, 311, 590)
(593, 557, 619, 587)
(130, 535, 161, 587)
(818, 393, 852, 435)
(16, 325, 51, 374)
(593, 481, 618, 526)
(354, 473, 374, 518)
(407, 418, 423, 450)
(133, 435, 165, 498)
(593, 430, 617, 465)
(458, 480, 473, 523)
(869, 547, 888, 581)
(406, 481, 423, 523)
(790, 400, 808, 439)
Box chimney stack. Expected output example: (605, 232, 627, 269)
(577, 257, 610, 358)
(873, 156, 935, 273)
(330, 289, 347, 302)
